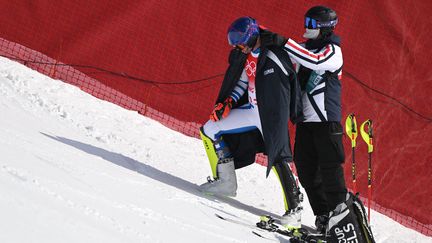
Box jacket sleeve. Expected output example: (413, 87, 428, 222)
(283, 38, 343, 72)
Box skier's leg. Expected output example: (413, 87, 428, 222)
(202, 105, 262, 141)
(320, 162, 347, 209)
(273, 160, 303, 229)
(200, 125, 237, 196)
(201, 105, 261, 164)
(305, 122, 347, 233)
(199, 128, 221, 179)
(316, 122, 347, 211)
(295, 123, 331, 233)
(199, 106, 261, 196)
(294, 123, 329, 216)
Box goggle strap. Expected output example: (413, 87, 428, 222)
(305, 17, 338, 29)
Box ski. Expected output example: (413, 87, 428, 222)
(215, 213, 327, 243)
(256, 215, 327, 243)
(215, 213, 280, 241)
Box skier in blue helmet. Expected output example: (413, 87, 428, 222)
(199, 16, 305, 229)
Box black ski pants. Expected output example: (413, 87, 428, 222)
(294, 122, 347, 216)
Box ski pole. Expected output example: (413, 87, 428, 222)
(360, 119, 373, 223)
(345, 113, 358, 193)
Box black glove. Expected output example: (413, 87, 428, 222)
(259, 28, 288, 48)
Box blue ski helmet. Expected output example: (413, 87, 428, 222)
(227, 17, 259, 47)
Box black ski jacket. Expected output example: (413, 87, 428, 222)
(216, 40, 303, 176)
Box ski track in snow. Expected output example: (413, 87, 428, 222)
(0, 57, 431, 243)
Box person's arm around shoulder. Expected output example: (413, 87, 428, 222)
(283, 38, 342, 72)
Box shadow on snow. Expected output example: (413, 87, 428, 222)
(41, 132, 282, 220)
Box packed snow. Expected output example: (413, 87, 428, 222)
(0, 56, 430, 243)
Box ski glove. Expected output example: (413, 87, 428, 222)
(210, 97, 233, 121)
(259, 28, 288, 48)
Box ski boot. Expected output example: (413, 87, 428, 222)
(199, 157, 237, 197)
(281, 206, 303, 230)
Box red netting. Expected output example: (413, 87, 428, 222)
(0, 0, 431, 236)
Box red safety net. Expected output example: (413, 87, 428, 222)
(0, 0, 431, 236)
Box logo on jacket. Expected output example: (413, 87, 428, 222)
(245, 60, 256, 77)
(264, 68, 274, 76)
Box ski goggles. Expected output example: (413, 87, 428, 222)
(304, 17, 338, 29)
(231, 34, 258, 50)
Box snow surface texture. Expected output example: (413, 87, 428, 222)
(0, 56, 430, 243)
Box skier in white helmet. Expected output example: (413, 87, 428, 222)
(260, 6, 376, 241)
(199, 16, 304, 229)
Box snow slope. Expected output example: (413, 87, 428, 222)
(0, 56, 430, 243)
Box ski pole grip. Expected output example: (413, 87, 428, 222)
(360, 119, 374, 153)
(345, 113, 358, 148)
